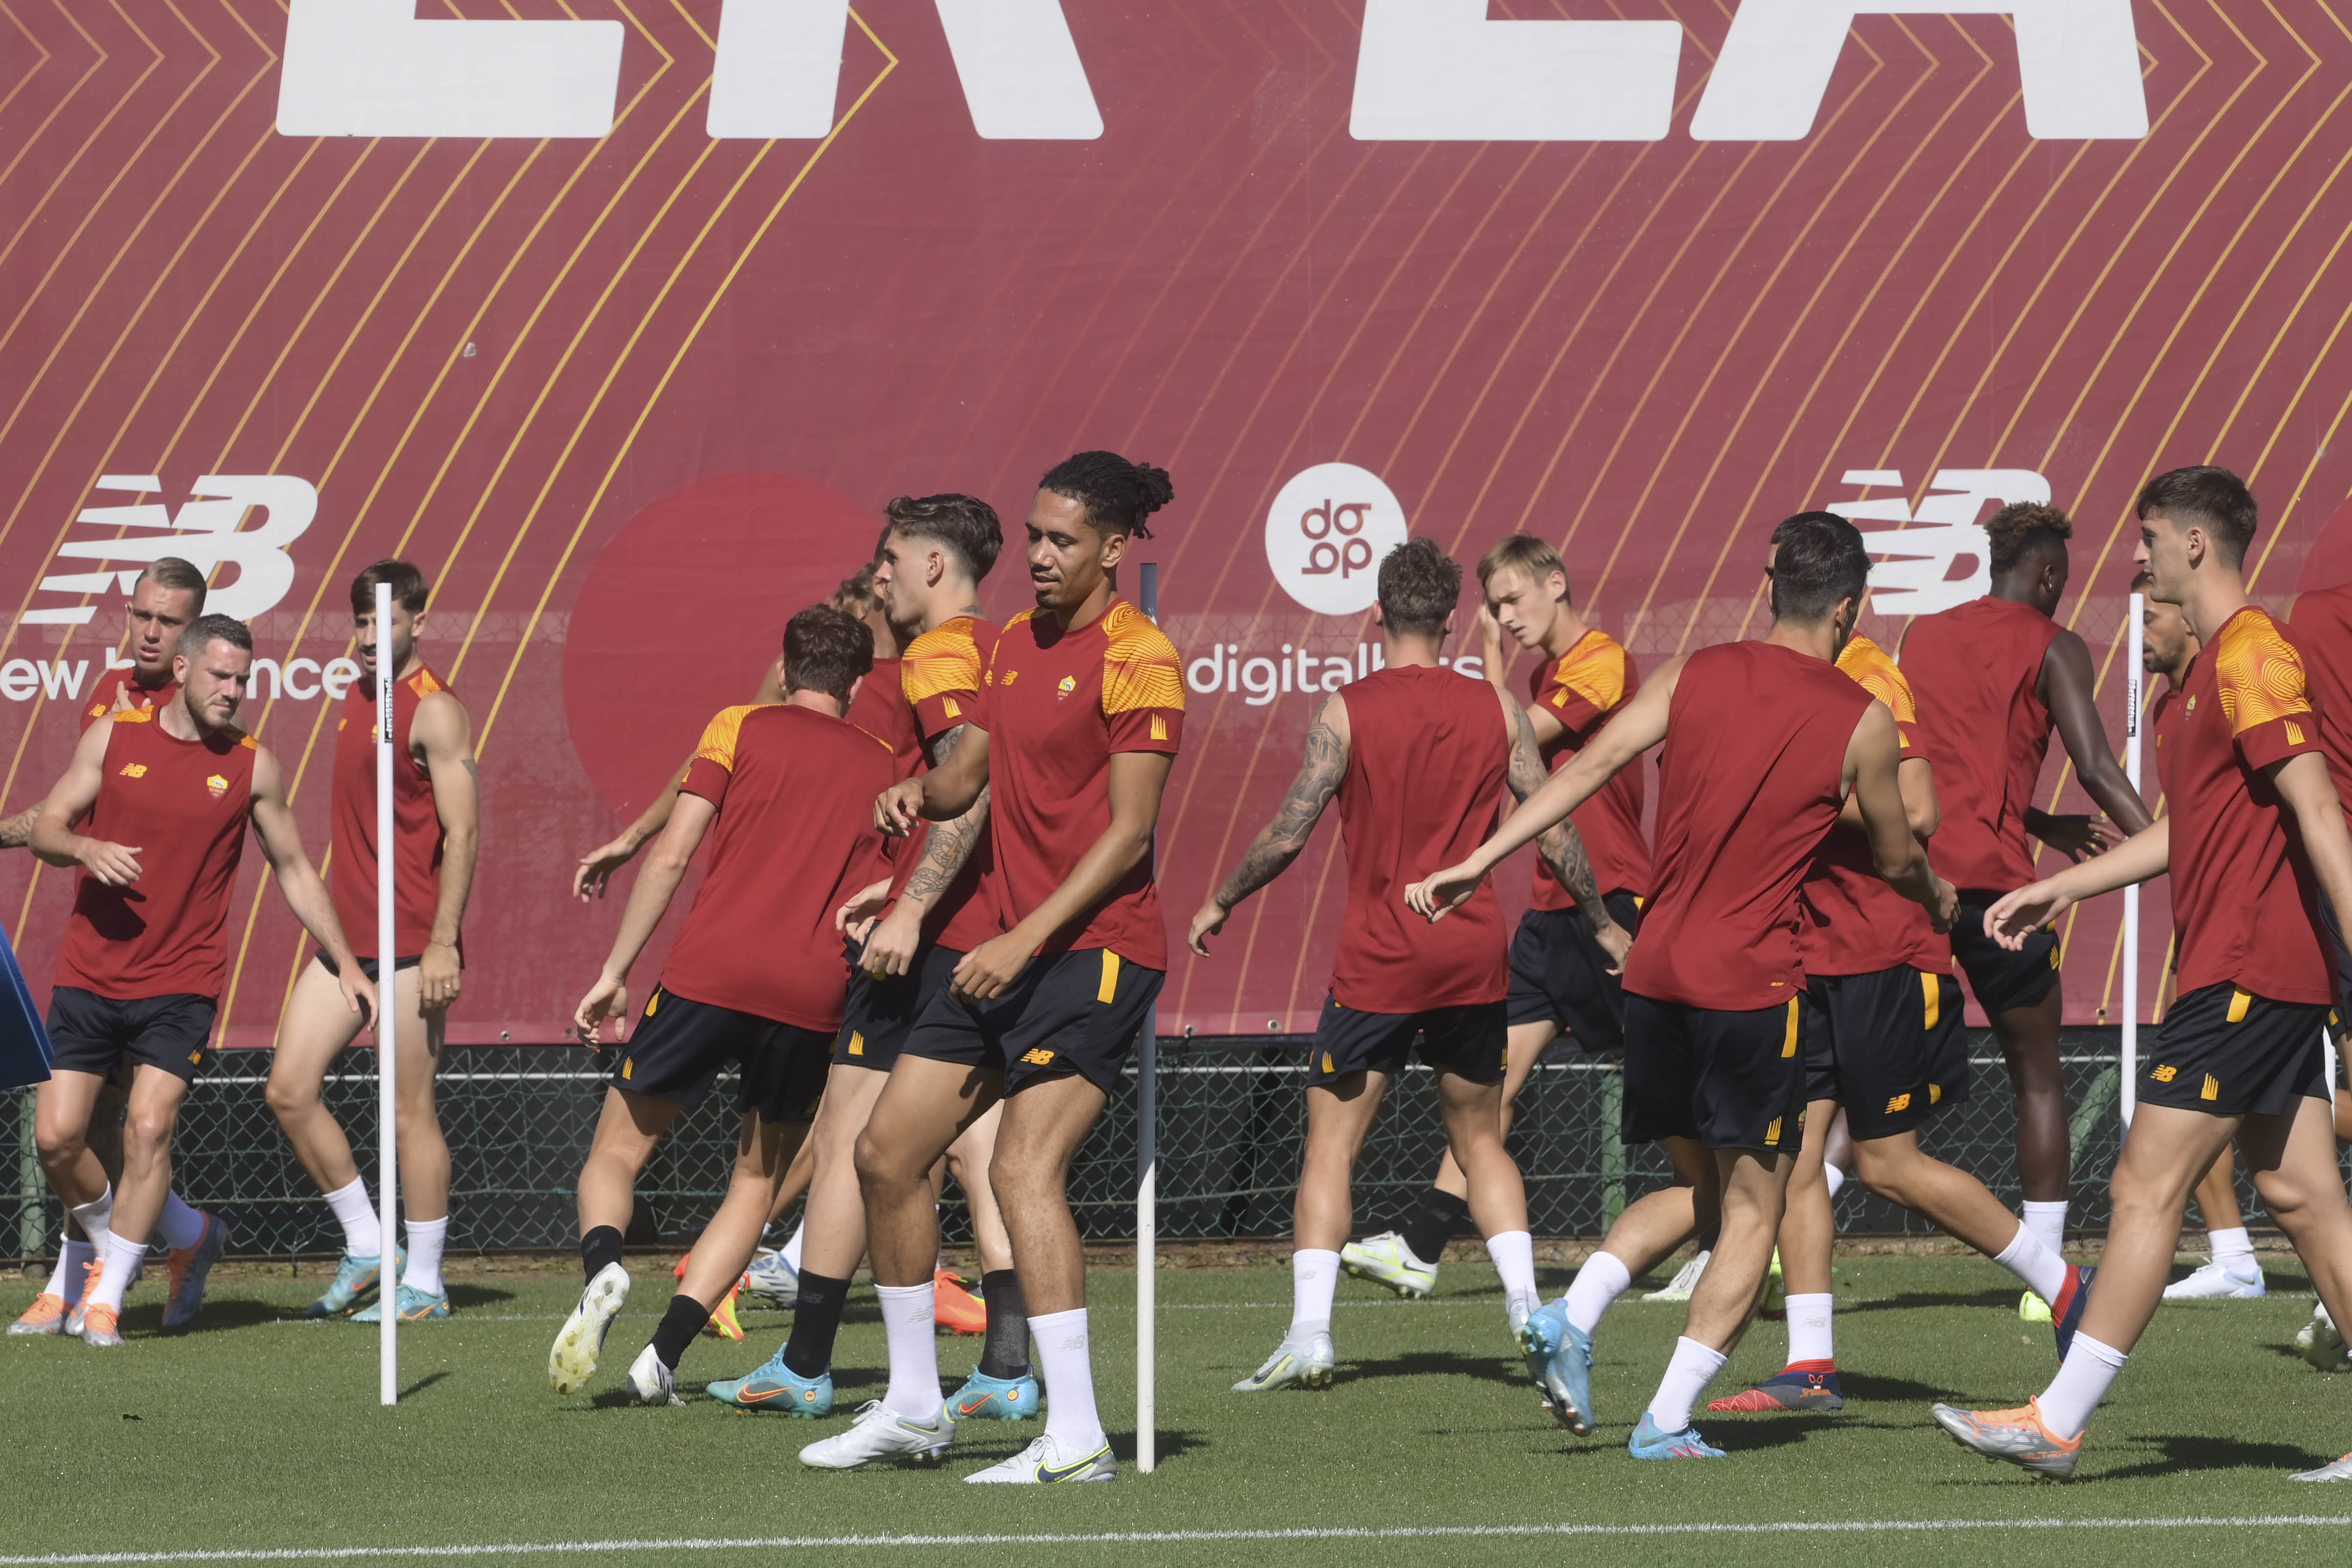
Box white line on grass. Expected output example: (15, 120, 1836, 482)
(7, 1516, 2349, 1563)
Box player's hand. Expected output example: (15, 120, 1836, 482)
(573, 832, 644, 902)
(1928, 877, 1960, 935)
(574, 973, 629, 1043)
(875, 779, 927, 837)
(1406, 861, 1484, 922)
(2032, 813, 2111, 863)
(76, 839, 142, 886)
(1590, 916, 1632, 975)
(339, 967, 378, 1026)
(949, 932, 1032, 1003)
(419, 940, 462, 1011)
(1188, 900, 1230, 957)
(111, 684, 140, 715)
(1983, 882, 2068, 950)
(859, 901, 923, 978)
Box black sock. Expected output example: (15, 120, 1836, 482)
(581, 1226, 624, 1282)
(1398, 1189, 1472, 1267)
(650, 1293, 707, 1372)
(977, 1269, 1030, 1380)
(782, 1271, 852, 1379)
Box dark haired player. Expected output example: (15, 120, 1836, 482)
(1192, 539, 1575, 1388)
(265, 561, 479, 1323)
(1342, 534, 1639, 1300)
(1936, 466, 2352, 1482)
(1901, 503, 2157, 1311)
(28, 615, 374, 1347)
(708, 493, 1037, 1421)
(8, 557, 217, 1338)
(552, 606, 895, 1405)
(806, 451, 1183, 1483)
(1412, 513, 1952, 1458)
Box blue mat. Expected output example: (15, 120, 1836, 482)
(0, 921, 52, 1089)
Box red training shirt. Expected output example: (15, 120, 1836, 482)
(657, 703, 896, 1031)
(2288, 582, 2352, 816)
(971, 600, 1184, 970)
(330, 665, 455, 960)
(1525, 629, 1649, 905)
(886, 615, 1003, 952)
(80, 667, 179, 732)
(1901, 595, 2064, 890)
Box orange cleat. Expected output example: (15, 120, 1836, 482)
(1930, 1398, 2081, 1479)
(671, 1253, 691, 1281)
(933, 1268, 986, 1335)
(9, 1292, 68, 1336)
(78, 1300, 124, 1348)
(702, 1281, 745, 1341)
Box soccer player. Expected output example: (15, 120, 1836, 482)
(1410, 512, 1953, 1458)
(1343, 535, 1638, 1299)
(8, 559, 219, 1337)
(706, 493, 1036, 1420)
(263, 562, 479, 1323)
(1710, 629, 2071, 1411)
(803, 451, 1182, 1483)
(552, 606, 894, 1404)
(1192, 539, 1576, 1388)
(1933, 466, 2352, 1482)
(1901, 504, 2157, 1305)
(27, 614, 375, 1347)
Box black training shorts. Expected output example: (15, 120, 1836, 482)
(1801, 967, 1969, 1140)
(46, 987, 216, 1083)
(1504, 892, 1642, 1051)
(611, 985, 830, 1126)
(2317, 892, 2352, 1042)
(1622, 991, 1808, 1153)
(900, 947, 1162, 1097)
(314, 950, 424, 982)
(2140, 981, 2330, 1119)
(1306, 994, 1508, 1086)
(834, 941, 965, 1071)
(1951, 889, 2062, 1016)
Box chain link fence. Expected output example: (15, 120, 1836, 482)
(0, 1029, 2285, 1265)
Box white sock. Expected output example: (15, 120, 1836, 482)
(2022, 1200, 2068, 1258)
(1785, 1292, 1835, 1364)
(1823, 1164, 1848, 1200)
(156, 1191, 205, 1251)
(1647, 1335, 1730, 1432)
(1993, 1219, 2068, 1302)
(1486, 1230, 1540, 1321)
(2209, 1226, 2257, 1275)
(782, 1220, 806, 1275)
(876, 1282, 940, 1419)
(91, 1230, 148, 1314)
(1288, 1249, 1339, 1339)
(402, 1216, 450, 1296)
(325, 1176, 383, 1258)
(1031, 1306, 1106, 1452)
(68, 1188, 114, 1256)
(1565, 1249, 1634, 1337)
(47, 1237, 96, 1303)
(2037, 1332, 2128, 1439)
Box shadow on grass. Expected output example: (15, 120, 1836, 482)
(400, 1370, 451, 1399)
(2093, 1432, 2324, 1480)
(1343, 1349, 1522, 1389)
(134, 1299, 286, 1334)
(1837, 1371, 1964, 1403)
(1841, 1290, 2021, 1314)
(444, 1283, 516, 1310)
(1109, 1428, 1204, 1466)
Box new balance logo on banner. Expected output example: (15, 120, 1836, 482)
(24, 474, 317, 627)
(1842, 469, 2052, 618)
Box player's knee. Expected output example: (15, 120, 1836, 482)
(32, 1116, 84, 1169)
(121, 1107, 174, 1158)
(262, 1074, 315, 1122)
(853, 1126, 915, 1193)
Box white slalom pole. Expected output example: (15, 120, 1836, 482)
(375, 582, 399, 1406)
(1136, 562, 1159, 1475)
(2121, 591, 2144, 1130)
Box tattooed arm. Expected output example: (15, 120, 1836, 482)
(858, 723, 992, 978)
(1500, 687, 1630, 970)
(1188, 694, 1352, 955)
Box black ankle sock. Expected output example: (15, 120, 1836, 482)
(581, 1226, 624, 1282)
(1398, 1189, 1472, 1267)
(782, 1271, 852, 1379)
(977, 1269, 1031, 1379)
(650, 1293, 707, 1372)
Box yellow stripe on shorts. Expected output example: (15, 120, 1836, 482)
(1921, 970, 1940, 1031)
(2227, 988, 2252, 1024)
(1098, 950, 1122, 1004)
(1781, 996, 1800, 1058)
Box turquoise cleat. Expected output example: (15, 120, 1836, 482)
(944, 1366, 1041, 1422)
(305, 1247, 404, 1320)
(1518, 1300, 1594, 1435)
(353, 1284, 450, 1323)
(708, 1347, 834, 1417)
(1629, 1413, 1726, 1459)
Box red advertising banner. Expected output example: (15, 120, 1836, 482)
(5, 1, 2351, 1045)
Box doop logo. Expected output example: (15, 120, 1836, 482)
(1265, 463, 1409, 617)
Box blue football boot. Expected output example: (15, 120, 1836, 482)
(353, 1283, 451, 1322)
(1517, 1299, 1594, 1435)
(945, 1365, 1041, 1422)
(707, 1345, 835, 1417)
(1629, 1412, 1726, 1459)
(305, 1245, 404, 1320)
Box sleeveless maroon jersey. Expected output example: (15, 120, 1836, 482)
(1332, 665, 1509, 1013)
(1900, 596, 2064, 889)
(1624, 641, 1872, 1011)
(80, 667, 179, 733)
(2289, 582, 2352, 807)
(54, 708, 258, 1001)
(332, 665, 454, 960)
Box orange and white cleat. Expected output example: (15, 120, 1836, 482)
(63, 1259, 106, 1339)
(933, 1269, 986, 1336)
(9, 1293, 69, 1336)
(702, 1281, 745, 1341)
(1930, 1398, 2081, 1479)
(78, 1300, 125, 1348)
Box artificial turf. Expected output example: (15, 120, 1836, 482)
(3, 1252, 2348, 1567)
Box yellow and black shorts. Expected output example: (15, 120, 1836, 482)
(2142, 982, 2330, 1119)
(1800, 967, 1968, 1141)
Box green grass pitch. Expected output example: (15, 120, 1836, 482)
(4, 1254, 2348, 1567)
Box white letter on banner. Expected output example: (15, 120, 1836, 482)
(1350, 0, 1680, 141)
(709, 0, 1101, 140)
(1692, 0, 2146, 140)
(277, 0, 624, 138)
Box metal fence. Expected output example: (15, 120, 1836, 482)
(0, 1029, 2265, 1264)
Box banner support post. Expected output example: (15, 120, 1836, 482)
(1136, 561, 1159, 1475)
(376, 582, 399, 1406)
(2121, 591, 2144, 1130)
